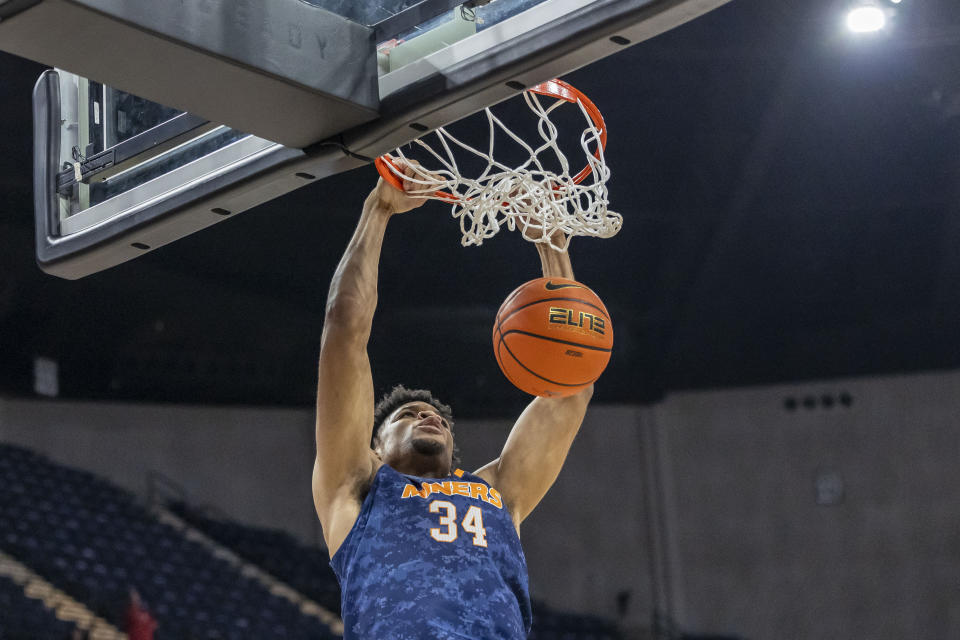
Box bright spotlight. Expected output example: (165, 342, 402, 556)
(846, 6, 886, 32)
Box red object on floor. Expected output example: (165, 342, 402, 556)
(125, 591, 158, 640)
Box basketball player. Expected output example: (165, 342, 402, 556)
(312, 160, 593, 639)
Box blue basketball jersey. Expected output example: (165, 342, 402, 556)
(331, 464, 531, 639)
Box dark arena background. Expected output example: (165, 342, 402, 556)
(2, 0, 960, 638)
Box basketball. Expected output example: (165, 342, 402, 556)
(493, 277, 613, 397)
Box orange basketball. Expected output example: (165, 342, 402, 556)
(493, 277, 613, 397)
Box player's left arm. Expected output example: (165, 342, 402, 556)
(474, 240, 593, 527)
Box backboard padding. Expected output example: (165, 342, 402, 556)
(2, 0, 378, 149)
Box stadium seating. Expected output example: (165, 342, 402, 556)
(0, 444, 336, 640)
(167, 501, 341, 615)
(0, 573, 77, 640)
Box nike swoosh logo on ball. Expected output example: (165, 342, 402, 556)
(544, 281, 585, 290)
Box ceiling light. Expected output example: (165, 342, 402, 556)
(846, 5, 887, 32)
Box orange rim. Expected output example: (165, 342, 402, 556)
(374, 78, 607, 195)
(526, 79, 607, 186)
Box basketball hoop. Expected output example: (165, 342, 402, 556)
(375, 79, 622, 252)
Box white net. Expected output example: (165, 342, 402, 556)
(378, 87, 622, 252)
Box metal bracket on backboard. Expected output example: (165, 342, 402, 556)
(372, 0, 466, 41)
(55, 113, 213, 193)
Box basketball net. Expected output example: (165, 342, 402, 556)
(375, 80, 622, 252)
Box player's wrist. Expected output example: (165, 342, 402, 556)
(363, 190, 399, 218)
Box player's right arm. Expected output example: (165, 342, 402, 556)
(313, 161, 427, 557)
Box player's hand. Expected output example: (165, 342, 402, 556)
(519, 213, 568, 249)
(507, 186, 567, 248)
(371, 157, 433, 215)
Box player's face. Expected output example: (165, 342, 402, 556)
(379, 401, 454, 467)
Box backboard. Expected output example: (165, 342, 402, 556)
(2, 0, 733, 278)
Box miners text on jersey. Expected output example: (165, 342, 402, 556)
(400, 479, 504, 508)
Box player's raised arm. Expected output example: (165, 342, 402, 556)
(312, 161, 427, 555)
(474, 240, 594, 528)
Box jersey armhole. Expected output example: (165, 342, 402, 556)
(330, 464, 387, 578)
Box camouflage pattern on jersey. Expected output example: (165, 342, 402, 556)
(331, 464, 531, 639)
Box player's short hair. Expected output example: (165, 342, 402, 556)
(372, 385, 460, 466)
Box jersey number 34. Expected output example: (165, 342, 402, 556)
(429, 500, 488, 547)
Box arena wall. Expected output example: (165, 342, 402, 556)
(653, 370, 960, 639)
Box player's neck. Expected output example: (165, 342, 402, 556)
(388, 456, 450, 479)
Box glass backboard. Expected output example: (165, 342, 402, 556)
(8, 0, 732, 278)
(50, 71, 276, 237)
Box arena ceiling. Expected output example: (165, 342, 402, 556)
(1, 0, 959, 417)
